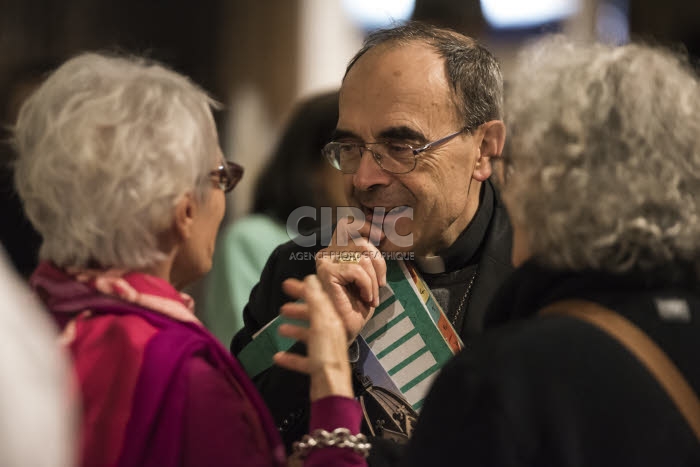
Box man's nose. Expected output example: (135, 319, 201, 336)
(352, 148, 392, 191)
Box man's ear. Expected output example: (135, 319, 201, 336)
(173, 192, 197, 241)
(473, 120, 506, 181)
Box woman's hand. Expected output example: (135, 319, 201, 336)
(273, 275, 354, 401)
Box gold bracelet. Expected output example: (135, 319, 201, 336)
(292, 427, 371, 458)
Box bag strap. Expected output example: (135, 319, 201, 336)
(539, 299, 700, 443)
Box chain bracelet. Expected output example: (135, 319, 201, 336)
(293, 427, 371, 458)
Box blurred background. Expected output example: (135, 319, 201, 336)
(1, 0, 698, 285)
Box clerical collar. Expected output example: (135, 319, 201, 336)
(414, 179, 495, 274)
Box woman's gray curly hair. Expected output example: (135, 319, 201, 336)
(502, 36, 700, 276)
(13, 53, 221, 270)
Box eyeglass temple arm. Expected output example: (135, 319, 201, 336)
(411, 126, 472, 156)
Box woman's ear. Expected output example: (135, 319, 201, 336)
(173, 192, 197, 241)
(472, 120, 506, 181)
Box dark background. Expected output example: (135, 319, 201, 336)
(1, 0, 698, 278)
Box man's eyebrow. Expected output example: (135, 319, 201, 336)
(377, 126, 427, 143)
(331, 129, 359, 140)
(331, 126, 428, 143)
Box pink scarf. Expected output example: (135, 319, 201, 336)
(31, 262, 286, 467)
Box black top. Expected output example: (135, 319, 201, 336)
(401, 261, 700, 467)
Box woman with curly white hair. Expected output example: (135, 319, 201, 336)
(396, 36, 700, 466)
(14, 53, 368, 467)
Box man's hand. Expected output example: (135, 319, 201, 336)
(315, 218, 388, 341)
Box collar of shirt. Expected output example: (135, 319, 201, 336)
(414, 179, 495, 274)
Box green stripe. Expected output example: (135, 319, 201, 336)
(413, 399, 425, 411)
(374, 294, 397, 315)
(387, 345, 430, 376)
(365, 311, 408, 343)
(400, 362, 441, 394)
(385, 262, 454, 365)
(237, 315, 308, 379)
(375, 328, 419, 360)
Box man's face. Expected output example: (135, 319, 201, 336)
(337, 42, 484, 256)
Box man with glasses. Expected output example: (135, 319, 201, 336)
(231, 22, 513, 463)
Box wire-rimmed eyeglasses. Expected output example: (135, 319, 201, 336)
(322, 127, 471, 175)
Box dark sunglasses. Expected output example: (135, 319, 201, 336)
(210, 160, 244, 193)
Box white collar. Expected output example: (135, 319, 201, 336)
(414, 255, 446, 274)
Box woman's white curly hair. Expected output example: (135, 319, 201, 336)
(502, 35, 700, 276)
(13, 52, 221, 270)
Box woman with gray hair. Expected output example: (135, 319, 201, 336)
(14, 53, 368, 467)
(391, 36, 700, 466)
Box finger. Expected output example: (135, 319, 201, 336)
(356, 219, 386, 246)
(347, 236, 388, 290)
(345, 239, 384, 287)
(356, 254, 379, 308)
(281, 278, 305, 301)
(303, 273, 324, 295)
(315, 237, 374, 266)
(302, 275, 336, 315)
(317, 262, 374, 304)
(273, 352, 310, 375)
(277, 323, 309, 342)
(331, 216, 363, 248)
(280, 302, 310, 321)
(302, 277, 352, 349)
(367, 244, 388, 288)
(346, 266, 374, 304)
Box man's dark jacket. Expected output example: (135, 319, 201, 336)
(230, 180, 513, 463)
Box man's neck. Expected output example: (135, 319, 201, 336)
(415, 180, 495, 274)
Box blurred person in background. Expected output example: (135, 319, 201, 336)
(14, 52, 369, 467)
(0, 63, 51, 278)
(0, 246, 76, 467)
(397, 36, 700, 466)
(203, 90, 345, 343)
